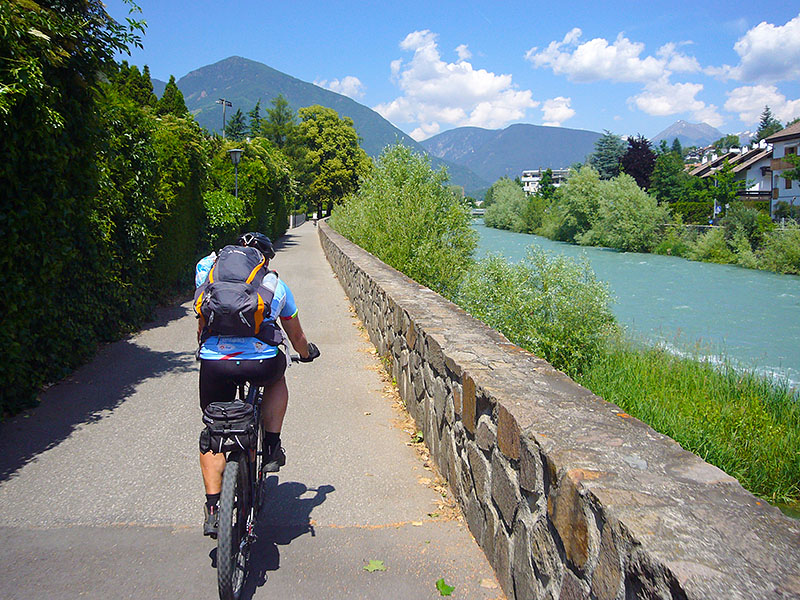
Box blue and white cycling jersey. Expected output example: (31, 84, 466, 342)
(195, 253, 298, 360)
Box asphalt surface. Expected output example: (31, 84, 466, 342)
(0, 222, 503, 600)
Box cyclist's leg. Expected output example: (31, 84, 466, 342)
(261, 375, 288, 432)
(199, 360, 237, 495)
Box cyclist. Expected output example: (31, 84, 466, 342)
(195, 232, 319, 537)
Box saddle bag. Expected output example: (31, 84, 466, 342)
(199, 400, 257, 454)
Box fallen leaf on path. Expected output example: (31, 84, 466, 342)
(436, 578, 455, 596)
(364, 560, 387, 573)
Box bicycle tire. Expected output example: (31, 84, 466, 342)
(217, 454, 250, 600)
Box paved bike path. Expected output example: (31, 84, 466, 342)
(0, 222, 503, 600)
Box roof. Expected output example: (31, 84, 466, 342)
(732, 148, 772, 174)
(766, 121, 800, 143)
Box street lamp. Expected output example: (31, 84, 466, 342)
(216, 98, 232, 139)
(228, 148, 243, 198)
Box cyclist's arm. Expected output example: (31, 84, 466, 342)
(281, 314, 311, 359)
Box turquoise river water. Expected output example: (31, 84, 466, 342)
(474, 222, 800, 387)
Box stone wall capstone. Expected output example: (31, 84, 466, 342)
(318, 221, 800, 600)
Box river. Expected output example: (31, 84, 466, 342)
(474, 222, 800, 387)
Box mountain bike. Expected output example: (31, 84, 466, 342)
(215, 353, 315, 600)
(215, 380, 261, 600)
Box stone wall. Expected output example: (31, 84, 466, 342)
(318, 221, 800, 600)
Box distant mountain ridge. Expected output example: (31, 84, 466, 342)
(651, 120, 724, 147)
(421, 124, 602, 184)
(175, 56, 488, 193)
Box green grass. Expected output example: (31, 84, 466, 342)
(577, 338, 800, 506)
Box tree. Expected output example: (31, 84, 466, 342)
(155, 75, 187, 116)
(263, 94, 295, 148)
(710, 159, 746, 219)
(292, 105, 371, 216)
(224, 108, 247, 141)
(712, 134, 740, 151)
(671, 138, 683, 156)
(114, 61, 156, 107)
(620, 134, 656, 190)
(588, 130, 626, 179)
(753, 106, 783, 142)
(248, 100, 262, 138)
(650, 150, 690, 203)
(537, 168, 556, 201)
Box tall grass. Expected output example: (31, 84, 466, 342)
(578, 338, 800, 504)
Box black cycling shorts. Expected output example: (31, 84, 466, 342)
(199, 352, 287, 410)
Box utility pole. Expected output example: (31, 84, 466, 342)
(216, 98, 232, 139)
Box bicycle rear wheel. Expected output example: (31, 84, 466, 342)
(217, 453, 250, 600)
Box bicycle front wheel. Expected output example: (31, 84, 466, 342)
(217, 454, 250, 600)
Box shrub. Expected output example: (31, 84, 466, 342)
(204, 190, 246, 251)
(586, 174, 671, 252)
(552, 166, 602, 242)
(330, 144, 477, 297)
(483, 178, 528, 232)
(759, 222, 800, 274)
(673, 201, 714, 224)
(721, 203, 773, 251)
(688, 228, 735, 264)
(455, 249, 617, 377)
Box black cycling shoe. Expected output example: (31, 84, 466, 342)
(262, 445, 286, 475)
(203, 503, 219, 538)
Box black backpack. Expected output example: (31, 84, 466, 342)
(193, 245, 283, 345)
(199, 400, 258, 454)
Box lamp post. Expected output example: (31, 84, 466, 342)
(228, 148, 243, 198)
(216, 98, 232, 139)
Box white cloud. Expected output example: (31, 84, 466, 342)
(525, 29, 669, 83)
(375, 30, 538, 140)
(728, 14, 800, 82)
(725, 85, 800, 125)
(455, 44, 472, 61)
(315, 75, 365, 99)
(630, 78, 723, 127)
(541, 97, 575, 126)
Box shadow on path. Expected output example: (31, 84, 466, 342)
(0, 325, 196, 481)
(235, 478, 335, 598)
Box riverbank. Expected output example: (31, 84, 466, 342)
(330, 145, 800, 511)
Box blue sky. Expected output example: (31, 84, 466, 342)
(105, 0, 800, 141)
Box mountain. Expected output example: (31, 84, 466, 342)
(651, 120, 724, 147)
(174, 56, 489, 193)
(421, 124, 602, 184)
(152, 78, 167, 98)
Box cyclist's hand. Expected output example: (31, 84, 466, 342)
(298, 342, 320, 362)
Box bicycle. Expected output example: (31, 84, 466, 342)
(215, 353, 315, 600)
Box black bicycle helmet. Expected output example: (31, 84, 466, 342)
(237, 231, 275, 260)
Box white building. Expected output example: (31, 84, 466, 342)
(766, 122, 800, 215)
(520, 168, 570, 195)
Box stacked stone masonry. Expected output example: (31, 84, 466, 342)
(318, 222, 800, 600)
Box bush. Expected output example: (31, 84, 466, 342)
(585, 174, 671, 252)
(552, 166, 602, 242)
(688, 227, 735, 264)
(203, 190, 246, 251)
(330, 144, 477, 297)
(483, 178, 529, 232)
(454, 249, 617, 377)
(673, 201, 714, 224)
(759, 222, 800, 274)
(721, 203, 773, 251)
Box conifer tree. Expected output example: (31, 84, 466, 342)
(753, 106, 783, 142)
(224, 108, 247, 141)
(155, 75, 187, 117)
(588, 130, 626, 179)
